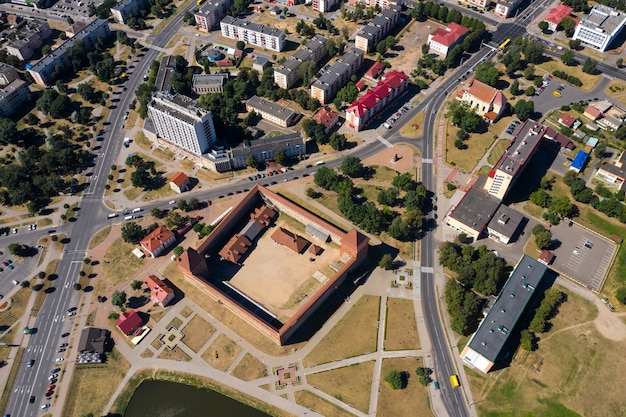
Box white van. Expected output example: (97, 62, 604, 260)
(132, 208, 142, 213)
(124, 215, 134, 221)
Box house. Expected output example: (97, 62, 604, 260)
(544, 4, 574, 32)
(538, 250, 555, 266)
(140, 226, 176, 257)
(146, 275, 175, 306)
(558, 113, 577, 128)
(364, 61, 385, 81)
(116, 310, 143, 336)
(457, 77, 507, 123)
(313, 107, 340, 134)
(596, 150, 626, 190)
(427, 22, 469, 58)
(570, 150, 590, 173)
(77, 327, 109, 353)
(169, 172, 190, 193)
(355, 80, 366, 91)
(271, 227, 310, 253)
(597, 114, 623, 131)
(583, 104, 602, 121)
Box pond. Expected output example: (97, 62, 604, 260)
(124, 380, 272, 417)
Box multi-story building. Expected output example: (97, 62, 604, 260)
(458, 0, 490, 10)
(245, 95, 299, 127)
(194, 0, 233, 32)
(457, 77, 507, 123)
(544, 4, 575, 31)
(274, 35, 327, 89)
(110, 0, 149, 25)
(192, 73, 229, 94)
(312, 107, 340, 133)
(354, 5, 401, 52)
(310, 47, 364, 105)
(0, 64, 29, 118)
(28, 19, 111, 87)
(220, 16, 286, 52)
(427, 22, 469, 58)
(313, 0, 339, 12)
(147, 92, 217, 156)
(65, 21, 87, 38)
(573, 5, 626, 52)
(596, 150, 626, 190)
(155, 55, 177, 93)
(493, 0, 524, 18)
(349, 0, 401, 8)
(345, 70, 409, 131)
(6, 18, 52, 61)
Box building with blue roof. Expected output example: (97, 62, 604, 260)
(570, 150, 590, 173)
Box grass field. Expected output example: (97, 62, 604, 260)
(0, 289, 30, 344)
(181, 315, 216, 353)
(399, 112, 425, 139)
(231, 353, 268, 381)
(31, 259, 59, 316)
(538, 58, 601, 92)
(134, 132, 153, 151)
(180, 306, 193, 318)
(304, 296, 380, 366)
(88, 226, 111, 249)
(604, 79, 626, 107)
(62, 349, 130, 417)
(371, 165, 401, 183)
(102, 237, 147, 287)
(294, 390, 355, 417)
(377, 357, 432, 417)
(307, 361, 375, 413)
(384, 298, 420, 351)
(487, 139, 511, 165)
(201, 334, 242, 371)
(142, 179, 176, 201)
(446, 121, 497, 173)
(157, 346, 192, 361)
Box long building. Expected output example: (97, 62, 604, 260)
(354, 5, 401, 52)
(194, 0, 233, 32)
(493, 0, 524, 18)
(0, 64, 30, 118)
(110, 0, 149, 25)
(345, 70, 409, 131)
(313, 0, 339, 12)
(147, 92, 217, 156)
(572, 5, 626, 52)
(461, 255, 548, 373)
(245, 95, 299, 127)
(192, 73, 229, 94)
(274, 35, 327, 89)
(349, 0, 401, 8)
(310, 47, 364, 105)
(220, 16, 285, 52)
(427, 22, 469, 58)
(28, 19, 111, 87)
(6, 18, 52, 61)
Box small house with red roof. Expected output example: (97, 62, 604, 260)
(583, 104, 602, 121)
(538, 250, 555, 266)
(457, 77, 507, 123)
(116, 310, 143, 336)
(140, 225, 176, 258)
(364, 61, 385, 81)
(427, 22, 469, 58)
(312, 107, 340, 134)
(146, 275, 175, 306)
(271, 227, 310, 253)
(544, 4, 575, 32)
(169, 172, 190, 193)
(355, 80, 366, 91)
(558, 113, 577, 128)
(345, 70, 409, 132)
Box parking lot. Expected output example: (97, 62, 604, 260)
(383, 102, 412, 129)
(548, 221, 616, 292)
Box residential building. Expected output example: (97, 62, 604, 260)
(345, 70, 409, 132)
(444, 186, 501, 240)
(147, 92, 217, 156)
(583, 103, 602, 120)
(274, 35, 327, 89)
(253, 56, 270, 73)
(110, 0, 148, 25)
(310, 47, 364, 105)
(312, 107, 340, 133)
(192, 73, 229, 94)
(116, 311, 143, 336)
(461, 255, 548, 373)
(194, 0, 233, 32)
(544, 4, 574, 32)
(6, 18, 52, 61)
(206, 132, 306, 172)
(493, 0, 524, 18)
(146, 275, 175, 306)
(220, 16, 286, 52)
(354, 5, 401, 52)
(349, 0, 401, 8)
(65, 21, 87, 38)
(558, 113, 577, 128)
(78, 327, 110, 353)
(28, 19, 111, 87)
(245, 95, 299, 127)
(140, 225, 176, 257)
(597, 114, 623, 130)
(169, 171, 190, 193)
(573, 5, 626, 52)
(570, 150, 590, 173)
(155, 55, 177, 93)
(364, 61, 385, 81)
(458, 0, 490, 10)
(486, 205, 525, 244)
(457, 77, 507, 123)
(484, 120, 545, 200)
(596, 150, 626, 190)
(427, 22, 469, 58)
(313, 0, 339, 12)
(0, 64, 29, 118)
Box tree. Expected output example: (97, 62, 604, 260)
(616, 287, 626, 305)
(594, 142, 606, 159)
(340, 156, 364, 178)
(173, 246, 184, 257)
(392, 173, 415, 191)
(538, 21, 549, 32)
(514, 100, 534, 120)
(165, 210, 188, 230)
(561, 50, 575, 66)
(151, 207, 165, 219)
(73, 283, 82, 291)
(38, 271, 46, 279)
(582, 58, 597, 74)
(131, 168, 151, 189)
(121, 222, 145, 244)
(524, 86, 536, 96)
(474, 61, 499, 87)
(0, 118, 17, 145)
(549, 195, 573, 218)
(8, 243, 26, 256)
(569, 39, 582, 50)
(523, 65, 535, 80)
(131, 280, 142, 290)
(533, 227, 552, 250)
(379, 253, 393, 270)
(524, 43, 544, 64)
(329, 132, 347, 150)
(560, 17, 576, 37)
(247, 155, 257, 169)
(509, 79, 520, 96)
(111, 290, 127, 307)
(77, 83, 96, 102)
(20, 280, 30, 288)
(520, 329, 536, 351)
(384, 369, 403, 389)
(274, 149, 287, 166)
(617, 58, 623, 68)
(32, 283, 44, 291)
(529, 189, 551, 208)
(377, 187, 399, 206)
(415, 367, 432, 386)
(421, 43, 430, 55)
(236, 41, 245, 50)
(563, 170, 578, 186)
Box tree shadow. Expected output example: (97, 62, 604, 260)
(44, 287, 56, 294)
(83, 286, 94, 293)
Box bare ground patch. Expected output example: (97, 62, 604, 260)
(307, 361, 375, 413)
(231, 353, 268, 381)
(181, 315, 216, 353)
(202, 334, 242, 372)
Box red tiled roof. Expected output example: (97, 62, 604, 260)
(346, 71, 408, 117)
(560, 113, 576, 127)
(116, 311, 143, 335)
(219, 234, 252, 264)
(313, 108, 339, 129)
(365, 61, 385, 79)
(545, 4, 573, 25)
(465, 77, 498, 105)
(538, 250, 555, 265)
(141, 226, 175, 253)
(271, 227, 310, 253)
(146, 275, 174, 304)
(430, 22, 469, 47)
(169, 172, 189, 187)
(251, 205, 276, 226)
(355, 81, 366, 91)
(584, 105, 602, 119)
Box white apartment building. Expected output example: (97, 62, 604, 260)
(220, 16, 285, 52)
(110, 0, 148, 25)
(310, 47, 364, 105)
(0, 64, 29, 118)
(313, 0, 338, 12)
(147, 93, 217, 156)
(194, 0, 233, 32)
(349, 0, 401, 8)
(573, 5, 626, 51)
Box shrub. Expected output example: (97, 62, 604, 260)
(385, 369, 403, 389)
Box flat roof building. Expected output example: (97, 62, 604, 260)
(311, 47, 364, 105)
(6, 18, 51, 61)
(596, 150, 626, 190)
(461, 255, 548, 373)
(573, 5, 626, 51)
(354, 6, 401, 52)
(493, 0, 524, 18)
(486, 205, 525, 244)
(220, 16, 286, 52)
(192, 73, 229, 94)
(245, 95, 298, 127)
(194, 0, 233, 32)
(0, 63, 29, 118)
(444, 186, 501, 240)
(110, 0, 149, 25)
(313, 0, 339, 12)
(274, 35, 327, 89)
(78, 327, 110, 353)
(155, 55, 177, 93)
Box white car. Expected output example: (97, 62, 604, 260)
(168, 200, 176, 205)
(48, 374, 58, 380)
(41, 403, 50, 409)
(56, 358, 64, 363)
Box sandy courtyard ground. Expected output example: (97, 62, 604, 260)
(363, 144, 416, 173)
(385, 19, 438, 75)
(227, 218, 340, 319)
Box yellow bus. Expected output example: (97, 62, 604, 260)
(450, 374, 460, 388)
(499, 38, 511, 50)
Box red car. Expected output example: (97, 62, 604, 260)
(46, 384, 55, 391)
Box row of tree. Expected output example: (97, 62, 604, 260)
(565, 171, 626, 223)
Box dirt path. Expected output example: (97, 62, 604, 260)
(592, 298, 626, 341)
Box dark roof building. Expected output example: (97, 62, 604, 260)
(78, 327, 109, 353)
(444, 186, 501, 240)
(486, 205, 525, 244)
(155, 55, 177, 93)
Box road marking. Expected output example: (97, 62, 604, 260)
(422, 158, 433, 164)
(377, 136, 393, 148)
(602, 74, 614, 80)
(421, 266, 434, 274)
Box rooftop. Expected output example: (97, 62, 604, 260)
(579, 4, 626, 36)
(545, 4, 574, 24)
(246, 95, 298, 122)
(448, 186, 501, 234)
(192, 73, 229, 87)
(169, 171, 189, 187)
(599, 150, 626, 179)
(155, 55, 177, 92)
(149, 92, 208, 125)
(77, 327, 109, 353)
(230, 132, 304, 158)
(430, 22, 469, 47)
(313, 107, 339, 129)
(221, 16, 285, 38)
(464, 77, 499, 105)
(140, 225, 175, 252)
(487, 204, 525, 239)
(491, 120, 545, 178)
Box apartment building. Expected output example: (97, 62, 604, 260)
(310, 47, 364, 105)
(349, 0, 401, 8)
(220, 16, 286, 52)
(274, 35, 327, 89)
(245, 95, 299, 127)
(345, 70, 409, 131)
(0, 64, 29, 118)
(493, 0, 524, 18)
(458, 0, 490, 9)
(573, 5, 626, 51)
(28, 19, 111, 87)
(194, 0, 233, 32)
(427, 22, 469, 58)
(147, 92, 217, 156)
(354, 5, 401, 52)
(313, 0, 339, 12)
(192, 73, 229, 94)
(110, 0, 149, 25)
(6, 18, 52, 61)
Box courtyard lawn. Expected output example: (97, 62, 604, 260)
(538, 58, 601, 92)
(102, 237, 147, 287)
(201, 334, 242, 372)
(306, 361, 375, 413)
(294, 390, 355, 417)
(384, 298, 420, 351)
(399, 112, 425, 139)
(231, 353, 268, 381)
(181, 315, 216, 353)
(445, 121, 497, 173)
(377, 357, 432, 417)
